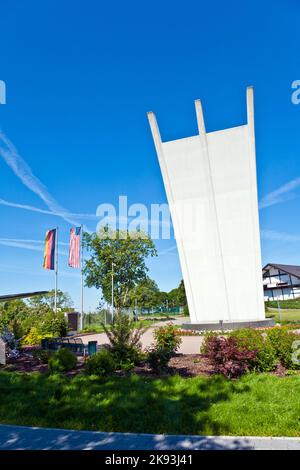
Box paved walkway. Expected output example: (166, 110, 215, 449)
(0, 425, 299, 450)
(78, 318, 204, 355)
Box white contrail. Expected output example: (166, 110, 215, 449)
(0, 237, 69, 246)
(0, 130, 81, 225)
(0, 198, 97, 219)
(0, 238, 68, 256)
(259, 177, 300, 209)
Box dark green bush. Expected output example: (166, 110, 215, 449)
(84, 349, 117, 376)
(102, 311, 147, 369)
(147, 347, 173, 372)
(266, 328, 300, 369)
(48, 348, 77, 373)
(229, 329, 277, 372)
(32, 348, 52, 364)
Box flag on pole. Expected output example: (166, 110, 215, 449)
(68, 226, 81, 268)
(43, 229, 56, 270)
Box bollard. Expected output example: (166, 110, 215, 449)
(88, 341, 97, 356)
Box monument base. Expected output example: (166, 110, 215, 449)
(182, 318, 275, 332)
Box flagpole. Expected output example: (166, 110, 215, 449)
(54, 226, 58, 313)
(80, 225, 84, 330)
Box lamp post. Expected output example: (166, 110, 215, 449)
(277, 297, 282, 323)
(111, 262, 115, 322)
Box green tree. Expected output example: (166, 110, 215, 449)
(128, 278, 160, 312)
(27, 289, 73, 312)
(83, 228, 157, 309)
(177, 280, 187, 306)
(0, 299, 30, 337)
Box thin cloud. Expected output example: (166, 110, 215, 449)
(157, 244, 178, 256)
(0, 238, 68, 255)
(261, 229, 300, 243)
(0, 237, 69, 246)
(0, 198, 97, 220)
(259, 177, 300, 209)
(0, 130, 81, 225)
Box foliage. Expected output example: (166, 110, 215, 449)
(183, 305, 189, 317)
(229, 329, 277, 372)
(27, 290, 73, 312)
(203, 335, 257, 378)
(153, 323, 182, 353)
(265, 298, 300, 310)
(266, 328, 300, 369)
(102, 311, 147, 368)
(48, 348, 77, 373)
(147, 347, 174, 372)
(128, 278, 160, 311)
(0, 300, 30, 337)
(168, 280, 187, 307)
(38, 311, 67, 337)
(83, 227, 157, 309)
(31, 348, 53, 364)
(84, 349, 117, 376)
(0, 295, 68, 343)
(147, 323, 182, 372)
(21, 327, 44, 346)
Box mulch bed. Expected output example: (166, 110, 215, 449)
(1, 353, 297, 378)
(2, 355, 49, 373)
(129, 354, 215, 378)
(1, 353, 214, 377)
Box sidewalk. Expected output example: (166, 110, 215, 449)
(0, 424, 299, 450)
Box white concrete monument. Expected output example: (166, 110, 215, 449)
(148, 87, 271, 329)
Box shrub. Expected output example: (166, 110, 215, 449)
(38, 312, 67, 337)
(147, 323, 182, 372)
(48, 348, 77, 373)
(102, 311, 147, 368)
(84, 349, 117, 376)
(21, 327, 44, 346)
(266, 328, 300, 369)
(147, 347, 173, 372)
(32, 348, 52, 364)
(229, 329, 277, 372)
(201, 332, 219, 354)
(153, 323, 181, 354)
(203, 335, 257, 379)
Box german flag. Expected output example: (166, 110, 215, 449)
(43, 229, 56, 270)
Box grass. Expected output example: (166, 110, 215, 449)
(1, 371, 300, 436)
(266, 307, 300, 323)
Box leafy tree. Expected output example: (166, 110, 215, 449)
(167, 280, 187, 308)
(27, 289, 73, 312)
(128, 278, 160, 312)
(83, 227, 157, 309)
(177, 280, 187, 306)
(0, 299, 30, 337)
(158, 291, 169, 309)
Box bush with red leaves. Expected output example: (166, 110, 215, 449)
(204, 335, 257, 379)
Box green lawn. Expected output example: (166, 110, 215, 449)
(1, 371, 300, 436)
(266, 308, 300, 323)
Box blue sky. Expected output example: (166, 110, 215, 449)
(0, 0, 300, 310)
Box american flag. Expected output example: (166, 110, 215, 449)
(68, 226, 81, 268)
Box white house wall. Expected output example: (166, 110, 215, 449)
(148, 88, 265, 324)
